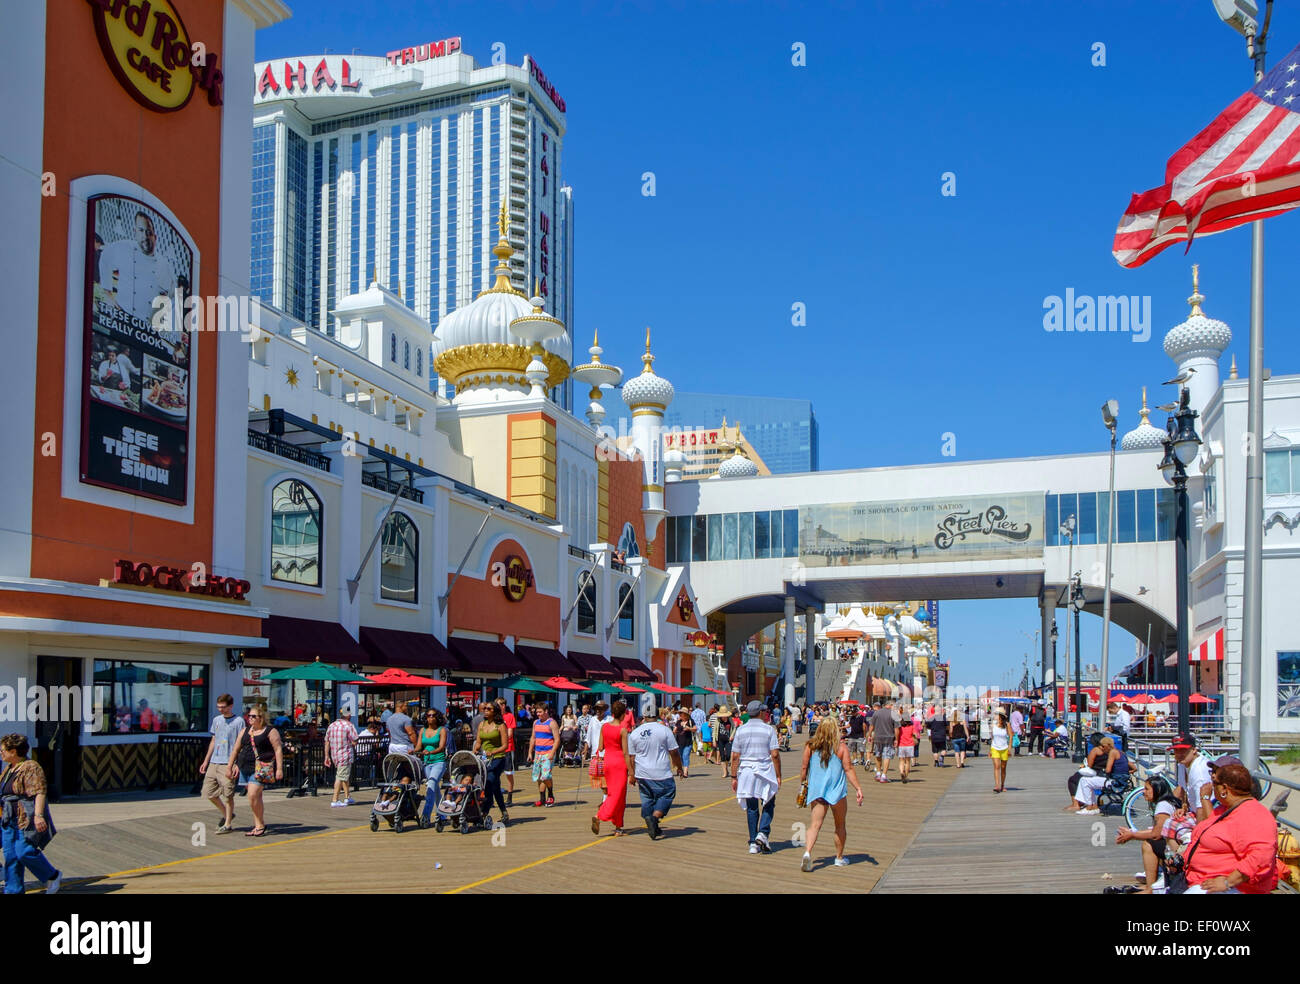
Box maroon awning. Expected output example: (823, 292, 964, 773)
(261, 615, 365, 664)
(611, 656, 655, 682)
(447, 637, 526, 675)
(567, 648, 618, 680)
(515, 645, 578, 677)
(359, 626, 461, 671)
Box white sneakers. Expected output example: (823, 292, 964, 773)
(749, 842, 761, 854)
(330, 801, 345, 807)
(46, 871, 62, 895)
(755, 832, 771, 854)
(833, 857, 850, 867)
(800, 852, 813, 872)
(1077, 807, 1100, 815)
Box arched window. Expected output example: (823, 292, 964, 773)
(618, 522, 640, 559)
(576, 571, 596, 635)
(618, 583, 635, 641)
(380, 512, 418, 603)
(416, 347, 423, 377)
(390, 333, 397, 363)
(270, 479, 322, 586)
(403, 340, 411, 370)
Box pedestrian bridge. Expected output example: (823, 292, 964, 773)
(664, 448, 1181, 694)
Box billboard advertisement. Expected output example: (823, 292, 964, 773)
(81, 194, 193, 504)
(799, 493, 1045, 567)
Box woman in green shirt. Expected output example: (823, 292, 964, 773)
(419, 709, 448, 825)
(473, 703, 509, 823)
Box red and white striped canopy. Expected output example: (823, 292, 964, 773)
(1162, 627, 1225, 667)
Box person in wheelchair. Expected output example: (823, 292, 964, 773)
(1114, 774, 1185, 893)
(1068, 736, 1130, 815)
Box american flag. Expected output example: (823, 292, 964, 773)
(1113, 41, 1300, 268)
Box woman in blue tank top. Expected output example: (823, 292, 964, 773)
(797, 717, 864, 873)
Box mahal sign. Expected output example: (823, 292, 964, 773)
(500, 555, 534, 602)
(799, 494, 1045, 568)
(257, 57, 363, 97)
(87, 0, 224, 112)
(111, 559, 251, 601)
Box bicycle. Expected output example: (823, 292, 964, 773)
(1122, 756, 1272, 829)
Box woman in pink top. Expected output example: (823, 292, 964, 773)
(592, 700, 630, 836)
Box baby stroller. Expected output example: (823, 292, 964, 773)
(369, 751, 424, 834)
(433, 750, 492, 834)
(558, 726, 583, 767)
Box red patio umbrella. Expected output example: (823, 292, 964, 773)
(542, 676, 586, 691)
(650, 683, 693, 695)
(1122, 694, 1154, 705)
(612, 682, 647, 694)
(840, 699, 862, 705)
(1188, 693, 1216, 704)
(365, 667, 451, 687)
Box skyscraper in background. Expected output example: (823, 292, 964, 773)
(250, 41, 572, 405)
(606, 390, 818, 474)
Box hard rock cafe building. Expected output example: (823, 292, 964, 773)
(1, 2, 709, 794)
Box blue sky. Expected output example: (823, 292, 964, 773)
(258, 1, 1300, 689)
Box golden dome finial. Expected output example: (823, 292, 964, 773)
(481, 198, 520, 296)
(641, 326, 655, 374)
(498, 201, 509, 239)
(1188, 264, 1205, 317)
(1229, 353, 1239, 379)
(1139, 386, 1151, 425)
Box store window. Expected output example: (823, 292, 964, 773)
(618, 583, 635, 641)
(576, 571, 596, 635)
(271, 479, 322, 586)
(1279, 652, 1300, 719)
(93, 660, 208, 735)
(380, 512, 418, 603)
(241, 669, 337, 726)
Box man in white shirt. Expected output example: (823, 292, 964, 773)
(99, 211, 177, 325)
(731, 700, 782, 855)
(627, 710, 682, 840)
(1107, 702, 1132, 750)
(1172, 732, 1215, 822)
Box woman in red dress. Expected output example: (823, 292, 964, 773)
(591, 699, 630, 836)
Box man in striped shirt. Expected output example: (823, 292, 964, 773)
(527, 703, 559, 806)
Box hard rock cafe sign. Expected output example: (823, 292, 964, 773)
(686, 630, 712, 648)
(501, 555, 534, 603)
(88, 0, 225, 112)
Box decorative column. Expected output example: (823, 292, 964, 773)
(1040, 590, 1053, 693)
(804, 607, 816, 704)
(784, 595, 797, 708)
(620, 328, 674, 550)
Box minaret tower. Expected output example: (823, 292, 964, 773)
(620, 327, 674, 547)
(1163, 265, 1232, 417)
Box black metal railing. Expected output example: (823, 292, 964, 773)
(362, 471, 425, 503)
(568, 545, 595, 562)
(611, 559, 629, 574)
(248, 429, 332, 472)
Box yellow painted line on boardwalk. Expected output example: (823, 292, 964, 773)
(445, 783, 781, 894)
(102, 824, 371, 881)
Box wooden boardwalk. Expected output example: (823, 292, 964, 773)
(873, 752, 1141, 894)
(40, 738, 966, 895)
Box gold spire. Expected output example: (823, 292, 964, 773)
(481, 198, 522, 296)
(1139, 386, 1151, 425)
(498, 201, 509, 239)
(641, 326, 655, 374)
(1188, 264, 1205, 317)
(1230, 353, 1239, 379)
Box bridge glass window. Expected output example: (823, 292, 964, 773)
(783, 510, 799, 558)
(665, 516, 679, 564)
(1077, 492, 1098, 546)
(678, 515, 693, 563)
(1056, 493, 1078, 538)
(576, 571, 596, 635)
(93, 660, 208, 736)
(692, 515, 707, 562)
(739, 511, 755, 559)
(769, 510, 783, 556)
(271, 479, 322, 586)
(379, 512, 418, 603)
(755, 510, 771, 558)
(1156, 487, 1175, 540)
(1097, 491, 1110, 544)
(1115, 489, 1136, 543)
(618, 583, 635, 641)
(1045, 494, 1059, 547)
(1136, 488, 1156, 542)
(1265, 449, 1295, 494)
(724, 513, 738, 560)
(707, 514, 722, 561)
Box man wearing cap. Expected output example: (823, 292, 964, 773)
(731, 699, 782, 854)
(868, 699, 900, 783)
(324, 705, 359, 807)
(627, 708, 683, 839)
(1171, 733, 1215, 822)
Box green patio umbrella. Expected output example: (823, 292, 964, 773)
(261, 658, 369, 683)
(576, 681, 623, 694)
(496, 675, 557, 692)
(684, 685, 715, 695)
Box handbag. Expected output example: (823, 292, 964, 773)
(1166, 801, 1241, 894)
(1011, 733, 1021, 748)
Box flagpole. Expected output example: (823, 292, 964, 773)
(1239, 9, 1270, 775)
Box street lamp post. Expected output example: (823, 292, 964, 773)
(1159, 386, 1202, 736)
(1100, 400, 1119, 731)
(1072, 573, 1085, 762)
(1060, 514, 1076, 741)
(1050, 620, 1059, 710)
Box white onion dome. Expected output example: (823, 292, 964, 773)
(1122, 387, 1167, 451)
(663, 447, 685, 466)
(1163, 270, 1231, 362)
(621, 327, 674, 409)
(432, 207, 570, 390)
(716, 420, 759, 478)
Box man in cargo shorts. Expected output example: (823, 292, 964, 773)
(868, 699, 900, 783)
(199, 694, 245, 833)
